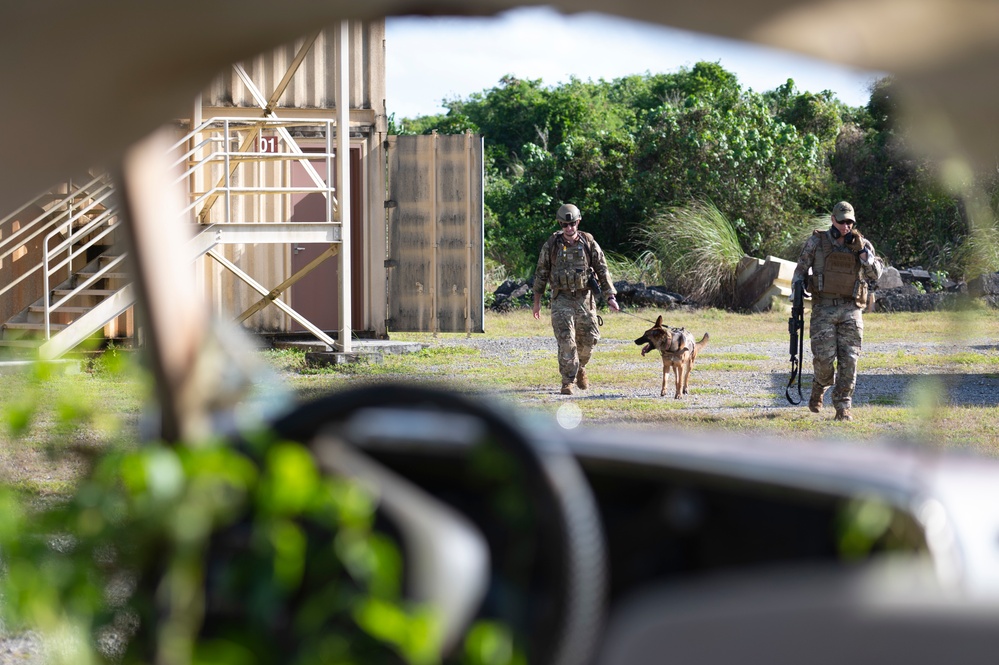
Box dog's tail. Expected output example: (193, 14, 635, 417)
(695, 332, 709, 353)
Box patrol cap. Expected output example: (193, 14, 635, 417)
(557, 203, 581, 223)
(832, 201, 856, 222)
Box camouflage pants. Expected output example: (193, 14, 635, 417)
(550, 291, 601, 384)
(809, 302, 864, 409)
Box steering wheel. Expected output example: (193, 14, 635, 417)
(270, 382, 608, 665)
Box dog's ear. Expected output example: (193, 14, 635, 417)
(655, 315, 663, 327)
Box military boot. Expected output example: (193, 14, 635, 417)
(561, 382, 574, 395)
(576, 367, 589, 390)
(808, 385, 824, 413)
(834, 408, 852, 421)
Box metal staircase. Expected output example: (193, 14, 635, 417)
(0, 174, 131, 359)
(0, 116, 344, 360)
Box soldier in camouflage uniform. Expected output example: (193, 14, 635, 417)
(793, 201, 884, 421)
(533, 203, 620, 394)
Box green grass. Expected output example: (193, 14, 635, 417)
(4, 306, 999, 497)
(0, 360, 143, 496)
(270, 307, 999, 457)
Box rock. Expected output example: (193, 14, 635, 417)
(899, 268, 932, 285)
(875, 288, 964, 312)
(877, 266, 904, 289)
(967, 272, 999, 297)
(489, 279, 533, 312)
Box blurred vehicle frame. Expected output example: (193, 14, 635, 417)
(3, 1, 999, 664)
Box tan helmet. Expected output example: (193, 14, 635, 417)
(557, 203, 581, 223)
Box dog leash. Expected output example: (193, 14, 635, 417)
(615, 308, 659, 325)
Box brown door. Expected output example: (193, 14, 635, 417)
(289, 147, 363, 332)
(386, 133, 484, 333)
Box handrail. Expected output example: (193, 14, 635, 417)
(45, 253, 127, 338)
(4, 115, 345, 350)
(0, 175, 112, 262)
(44, 211, 119, 280)
(0, 179, 115, 301)
(42, 204, 121, 339)
(170, 116, 340, 224)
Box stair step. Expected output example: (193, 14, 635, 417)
(76, 271, 129, 280)
(28, 305, 92, 314)
(52, 289, 117, 297)
(3, 322, 69, 331)
(0, 339, 43, 349)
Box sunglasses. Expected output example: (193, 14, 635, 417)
(559, 220, 578, 228)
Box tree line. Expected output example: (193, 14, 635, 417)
(391, 62, 999, 288)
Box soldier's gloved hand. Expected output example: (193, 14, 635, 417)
(846, 230, 865, 253)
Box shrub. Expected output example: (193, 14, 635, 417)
(638, 200, 745, 307)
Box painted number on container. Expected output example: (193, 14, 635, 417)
(260, 136, 279, 153)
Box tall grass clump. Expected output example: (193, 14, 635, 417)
(778, 214, 829, 261)
(638, 200, 745, 308)
(604, 250, 666, 285)
(955, 199, 999, 281)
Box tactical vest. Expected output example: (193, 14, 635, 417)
(808, 230, 868, 307)
(550, 231, 594, 293)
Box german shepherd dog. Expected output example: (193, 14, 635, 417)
(634, 315, 710, 398)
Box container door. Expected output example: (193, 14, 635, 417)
(386, 133, 484, 334)
(290, 147, 363, 332)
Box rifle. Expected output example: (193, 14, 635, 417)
(785, 280, 808, 405)
(587, 268, 605, 326)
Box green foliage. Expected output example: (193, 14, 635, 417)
(456, 64, 838, 275)
(394, 110, 478, 136)
(767, 80, 843, 148)
(830, 76, 976, 278)
(633, 90, 826, 257)
(603, 251, 663, 285)
(409, 63, 979, 292)
(0, 428, 448, 665)
(778, 214, 830, 262)
(0, 354, 518, 665)
(638, 201, 745, 307)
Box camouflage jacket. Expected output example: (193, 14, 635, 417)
(533, 230, 617, 299)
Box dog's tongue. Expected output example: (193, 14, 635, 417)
(641, 344, 651, 356)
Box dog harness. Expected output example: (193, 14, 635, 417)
(665, 327, 689, 354)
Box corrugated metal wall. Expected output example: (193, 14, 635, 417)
(187, 18, 386, 334)
(201, 21, 385, 112)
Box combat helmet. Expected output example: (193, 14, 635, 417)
(557, 203, 581, 223)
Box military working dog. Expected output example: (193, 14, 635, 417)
(634, 315, 710, 398)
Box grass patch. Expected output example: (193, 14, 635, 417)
(948, 351, 999, 366)
(710, 352, 771, 361)
(5, 305, 999, 500)
(698, 361, 760, 371)
(869, 394, 904, 406)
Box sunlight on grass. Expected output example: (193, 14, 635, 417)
(264, 306, 999, 456)
(6, 305, 996, 485)
(698, 361, 760, 371)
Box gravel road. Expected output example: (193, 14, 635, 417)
(425, 333, 999, 411)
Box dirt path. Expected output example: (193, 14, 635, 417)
(429, 334, 999, 411)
